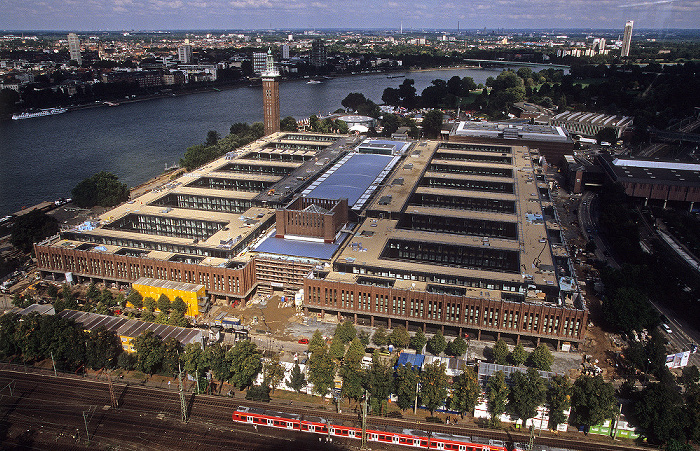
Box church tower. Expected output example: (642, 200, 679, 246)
(261, 49, 280, 135)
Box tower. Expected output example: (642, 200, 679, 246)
(311, 39, 326, 68)
(67, 33, 82, 65)
(621, 20, 633, 58)
(261, 49, 280, 136)
(178, 39, 193, 63)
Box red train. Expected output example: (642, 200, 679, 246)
(232, 406, 508, 451)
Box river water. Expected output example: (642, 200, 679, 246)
(0, 65, 561, 216)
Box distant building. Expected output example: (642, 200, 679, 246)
(311, 39, 327, 68)
(261, 49, 280, 135)
(621, 20, 634, 57)
(253, 52, 267, 74)
(550, 111, 633, 140)
(281, 44, 290, 60)
(67, 33, 82, 65)
(178, 41, 193, 64)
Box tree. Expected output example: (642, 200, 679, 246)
(287, 362, 307, 393)
(160, 337, 182, 376)
(182, 342, 208, 389)
(420, 361, 448, 415)
(510, 343, 528, 366)
(262, 354, 285, 392)
(486, 370, 509, 427)
(389, 326, 410, 349)
(334, 321, 356, 344)
(395, 363, 418, 411)
(227, 340, 262, 390)
(452, 366, 480, 418)
(307, 344, 335, 398)
(127, 290, 143, 309)
(143, 296, 156, 312)
(85, 327, 122, 370)
(205, 130, 220, 146)
(358, 330, 370, 346)
(342, 92, 368, 112)
(329, 338, 346, 360)
(365, 354, 393, 415)
(427, 330, 446, 355)
(171, 296, 187, 316)
(308, 330, 326, 355)
(446, 336, 467, 357)
(680, 365, 699, 387)
(570, 375, 617, 428)
(340, 338, 365, 403)
(280, 116, 298, 132)
(133, 330, 164, 375)
(421, 109, 443, 139)
(157, 293, 170, 314)
(634, 382, 688, 445)
(10, 210, 59, 253)
(492, 339, 509, 365)
(410, 330, 427, 353)
(86, 282, 100, 301)
(246, 384, 271, 402)
(529, 344, 554, 371)
(547, 375, 572, 430)
(509, 368, 547, 425)
(71, 171, 129, 208)
(372, 326, 388, 347)
(204, 342, 231, 387)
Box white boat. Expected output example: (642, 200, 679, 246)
(306, 79, 322, 84)
(12, 107, 68, 120)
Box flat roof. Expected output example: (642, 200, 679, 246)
(302, 153, 399, 209)
(254, 230, 347, 260)
(133, 277, 204, 293)
(451, 121, 572, 143)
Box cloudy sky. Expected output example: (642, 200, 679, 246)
(2, 0, 699, 31)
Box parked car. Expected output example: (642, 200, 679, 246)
(298, 338, 309, 344)
(662, 323, 672, 334)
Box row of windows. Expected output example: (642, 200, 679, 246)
(186, 177, 273, 192)
(396, 214, 518, 240)
(428, 163, 513, 179)
(107, 214, 225, 241)
(438, 142, 512, 154)
(433, 151, 512, 165)
(219, 163, 293, 176)
(420, 177, 514, 194)
(408, 193, 516, 214)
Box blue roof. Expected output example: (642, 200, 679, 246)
(395, 353, 425, 370)
(304, 153, 395, 205)
(254, 232, 347, 260)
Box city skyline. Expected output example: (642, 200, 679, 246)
(1, 0, 699, 32)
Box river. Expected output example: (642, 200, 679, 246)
(0, 64, 563, 216)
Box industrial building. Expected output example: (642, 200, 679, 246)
(550, 111, 633, 140)
(35, 132, 587, 349)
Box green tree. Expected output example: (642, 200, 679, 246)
(342, 92, 368, 112)
(446, 336, 467, 357)
(372, 326, 388, 347)
(427, 330, 447, 355)
(71, 171, 129, 208)
(365, 354, 392, 415)
(421, 109, 443, 139)
(182, 342, 208, 383)
(99, 288, 115, 306)
(171, 296, 187, 316)
(492, 339, 509, 365)
(160, 337, 182, 376)
(410, 330, 427, 353)
(389, 326, 410, 349)
(85, 327, 122, 370)
(10, 210, 59, 253)
(127, 290, 143, 309)
(262, 353, 285, 392)
(486, 370, 510, 427)
(85, 282, 100, 301)
(308, 343, 335, 397)
(680, 365, 699, 387)
(509, 343, 528, 366)
(246, 384, 271, 402)
(205, 130, 220, 146)
(330, 338, 346, 360)
(227, 340, 262, 390)
(395, 363, 418, 411)
(340, 338, 365, 403)
(133, 330, 164, 375)
(420, 361, 448, 416)
(308, 330, 326, 355)
(143, 296, 156, 312)
(334, 321, 356, 344)
(570, 375, 617, 428)
(287, 362, 307, 393)
(358, 330, 370, 346)
(529, 344, 554, 371)
(451, 366, 480, 418)
(0, 313, 20, 360)
(280, 116, 298, 132)
(157, 293, 170, 314)
(547, 375, 572, 430)
(204, 342, 231, 387)
(509, 368, 547, 425)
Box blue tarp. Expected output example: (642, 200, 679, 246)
(395, 353, 425, 370)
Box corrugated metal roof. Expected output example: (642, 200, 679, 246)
(133, 277, 204, 293)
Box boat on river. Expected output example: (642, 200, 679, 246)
(12, 107, 68, 120)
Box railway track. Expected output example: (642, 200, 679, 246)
(0, 369, 647, 451)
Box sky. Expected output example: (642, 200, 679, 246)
(2, 0, 699, 31)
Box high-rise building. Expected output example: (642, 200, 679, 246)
(281, 44, 290, 60)
(67, 33, 82, 65)
(253, 52, 267, 74)
(261, 49, 280, 135)
(621, 20, 634, 57)
(178, 40, 193, 63)
(311, 38, 327, 68)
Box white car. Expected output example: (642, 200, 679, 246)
(662, 323, 672, 334)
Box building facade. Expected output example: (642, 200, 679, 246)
(67, 33, 82, 65)
(622, 20, 634, 58)
(311, 39, 327, 68)
(262, 50, 280, 135)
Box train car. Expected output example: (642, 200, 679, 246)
(328, 420, 362, 440)
(364, 424, 430, 447)
(299, 415, 329, 435)
(232, 406, 301, 431)
(429, 432, 508, 451)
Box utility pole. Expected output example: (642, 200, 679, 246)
(361, 389, 368, 449)
(107, 371, 118, 408)
(528, 424, 535, 451)
(50, 351, 57, 377)
(178, 367, 187, 422)
(82, 407, 94, 445)
(413, 380, 419, 414)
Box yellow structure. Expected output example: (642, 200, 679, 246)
(131, 277, 206, 317)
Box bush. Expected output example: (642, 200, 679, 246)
(246, 385, 271, 402)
